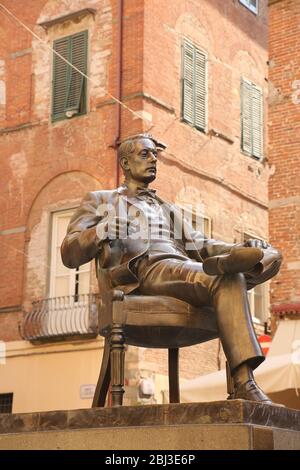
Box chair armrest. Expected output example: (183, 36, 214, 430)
(111, 289, 125, 301)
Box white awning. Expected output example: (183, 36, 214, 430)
(179, 320, 300, 408)
(268, 320, 300, 359)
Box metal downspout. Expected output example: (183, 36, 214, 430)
(115, 0, 123, 186)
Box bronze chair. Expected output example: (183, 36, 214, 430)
(92, 259, 233, 407)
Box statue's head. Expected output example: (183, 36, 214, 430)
(118, 134, 166, 184)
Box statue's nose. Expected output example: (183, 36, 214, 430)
(149, 152, 157, 162)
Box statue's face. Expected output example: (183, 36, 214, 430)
(125, 138, 158, 183)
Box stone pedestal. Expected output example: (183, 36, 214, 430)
(0, 400, 299, 450)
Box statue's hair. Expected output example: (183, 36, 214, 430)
(117, 134, 166, 162)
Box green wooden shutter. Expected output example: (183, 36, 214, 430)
(182, 40, 207, 131)
(194, 48, 207, 131)
(182, 41, 194, 125)
(65, 31, 88, 113)
(241, 79, 263, 158)
(241, 79, 252, 155)
(52, 37, 69, 120)
(52, 31, 88, 121)
(251, 84, 263, 158)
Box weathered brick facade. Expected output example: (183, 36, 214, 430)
(0, 0, 268, 397)
(269, 0, 300, 327)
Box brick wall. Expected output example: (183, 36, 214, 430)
(0, 0, 268, 382)
(0, 0, 121, 341)
(269, 0, 300, 325)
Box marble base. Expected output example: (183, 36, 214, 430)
(0, 400, 299, 450)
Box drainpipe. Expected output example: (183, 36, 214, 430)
(106, 0, 123, 407)
(115, 0, 124, 187)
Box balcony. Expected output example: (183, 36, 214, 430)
(21, 294, 99, 344)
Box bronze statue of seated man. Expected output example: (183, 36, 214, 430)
(61, 134, 282, 404)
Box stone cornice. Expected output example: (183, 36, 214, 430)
(38, 8, 97, 30)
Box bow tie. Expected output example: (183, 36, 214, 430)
(121, 184, 157, 199)
(136, 187, 157, 199)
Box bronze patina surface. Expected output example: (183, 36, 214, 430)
(61, 134, 282, 406)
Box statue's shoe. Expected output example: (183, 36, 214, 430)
(203, 247, 264, 276)
(230, 379, 273, 404)
(229, 380, 285, 406)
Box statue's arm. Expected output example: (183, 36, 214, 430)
(189, 228, 235, 259)
(181, 215, 234, 260)
(61, 191, 108, 269)
(200, 237, 235, 259)
(189, 227, 282, 266)
(180, 207, 282, 268)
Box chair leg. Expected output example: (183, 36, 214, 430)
(226, 361, 235, 399)
(92, 337, 111, 408)
(110, 324, 125, 407)
(168, 348, 180, 403)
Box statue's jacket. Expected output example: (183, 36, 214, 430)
(61, 187, 281, 293)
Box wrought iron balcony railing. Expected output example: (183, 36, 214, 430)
(21, 294, 99, 343)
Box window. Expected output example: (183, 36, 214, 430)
(52, 30, 88, 122)
(180, 206, 211, 238)
(21, 210, 95, 341)
(181, 40, 208, 132)
(50, 210, 90, 298)
(239, 0, 258, 15)
(0, 393, 13, 414)
(241, 79, 264, 159)
(248, 282, 269, 324)
(244, 234, 269, 324)
(191, 212, 211, 238)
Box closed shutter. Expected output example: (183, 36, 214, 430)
(241, 79, 263, 158)
(241, 80, 253, 154)
(182, 40, 207, 131)
(52, 37, 69, 119)
(52, 31, 88, 121)
(194, 48, 207, 130)
(182, 41, 194, 125)
(251, 85, 263, 158)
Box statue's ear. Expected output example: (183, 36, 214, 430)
(120, 156, 129, 171)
